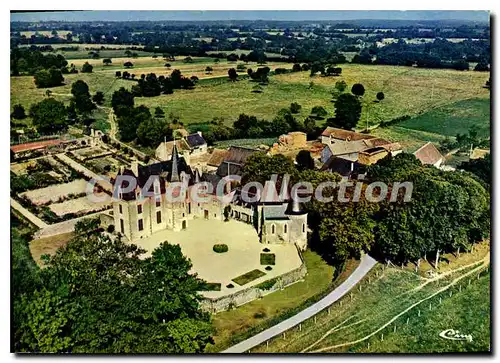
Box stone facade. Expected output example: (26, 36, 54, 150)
(199, 258, 307, 313)
(112, 145, 309, 250)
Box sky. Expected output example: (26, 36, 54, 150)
(10, 10, 490, 23)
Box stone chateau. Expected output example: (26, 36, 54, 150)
(110, 145, 308, 250)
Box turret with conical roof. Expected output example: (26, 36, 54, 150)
(169, 143, 180, 182)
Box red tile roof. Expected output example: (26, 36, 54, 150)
(414, 142, 444, 165)
(10, 139, 63, 153)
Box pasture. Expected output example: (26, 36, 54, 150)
(11, 61, 490, 152)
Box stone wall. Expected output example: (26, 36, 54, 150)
(200, 247, 307, 313)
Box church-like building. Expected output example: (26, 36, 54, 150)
(110, 145, 308, 250)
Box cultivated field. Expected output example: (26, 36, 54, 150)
(49, 196, 111, 217)
(20, 178, 89, 205)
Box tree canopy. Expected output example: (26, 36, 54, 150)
(13, 220, 213, 353)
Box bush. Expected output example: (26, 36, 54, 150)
(213, 244, 229, 253)
(107, 225, 115, 233)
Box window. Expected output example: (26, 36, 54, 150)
(302, 224, 305, 233)
(119, 205, 122, 214)
(156, 199, 161, 207)
(182, 213, 185, 217)
(271, 224, 275, 234)
(138, 219, 144, 231)
(120, 219, 124, 234)
(284, 224, 287, 233)
(137, 204, 142, 214)
(156, 211, 162, 224)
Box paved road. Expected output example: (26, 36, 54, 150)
(222, 254, 378, 353)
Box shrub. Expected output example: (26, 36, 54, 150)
(256, 278, 278, 291)
(213, 244, 229, 253)
(107, 225, 115, 233)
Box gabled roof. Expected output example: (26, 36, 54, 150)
(185, 133, 206, 148)
(207, 148, 229, 167)
(155, 139, 190, 161)
(321, 127, 376, 141)
(224, 146, 259, 164)
(414, 142, 444, 165)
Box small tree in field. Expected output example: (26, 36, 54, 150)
(103, 58, 112, 66)
(81, 62, 93, 73)
(311, 106, 327, 119)
(124, 61, 134, 68)
(228, 68, 238, 81)
(11, 104, 26, 119)
(376, 92, 385, 102)
(205, 66, 213, 74)
(351, 83, 365, 97)
(290, 102, 302, 114)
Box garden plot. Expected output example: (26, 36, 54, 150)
(20, 179, 89, 205)
(71, 146, 112, 161)
(87, 155, 127, 175)
(49, 195, 111, 217)
(10, 160, 38, 175)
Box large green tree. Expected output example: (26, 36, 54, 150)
(29, 98, 67, 133)
(331, 93, 362, 130)
(137, 116, 173, 147)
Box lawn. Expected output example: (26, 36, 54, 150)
(208, 250, 335, 351)
(252, 247, 490, 353)
(232, 269, 267, 286)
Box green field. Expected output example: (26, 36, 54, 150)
(11, 61, 490, 152)
(251, 251, 490, 353)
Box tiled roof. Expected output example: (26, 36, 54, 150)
(207, 148, 229, 167)
(224, 146, 259, 164)
(414, 142, 444, 165)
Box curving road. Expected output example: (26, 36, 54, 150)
(222, 254, 378, 353)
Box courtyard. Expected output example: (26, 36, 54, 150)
(130, 218, 303, 299)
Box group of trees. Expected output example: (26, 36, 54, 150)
(116, 70, 196, 97)
(199, 102, 319, 144)
(11, 48, 67, 76)
(371, 39, 490, 70)
(33, 67, 64, 88)
(241, 152, 490, 267)
(13, 219, 214, 353)
(27, 80, 104, 133)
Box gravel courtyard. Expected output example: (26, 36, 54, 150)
(130, 218, 303, 298)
